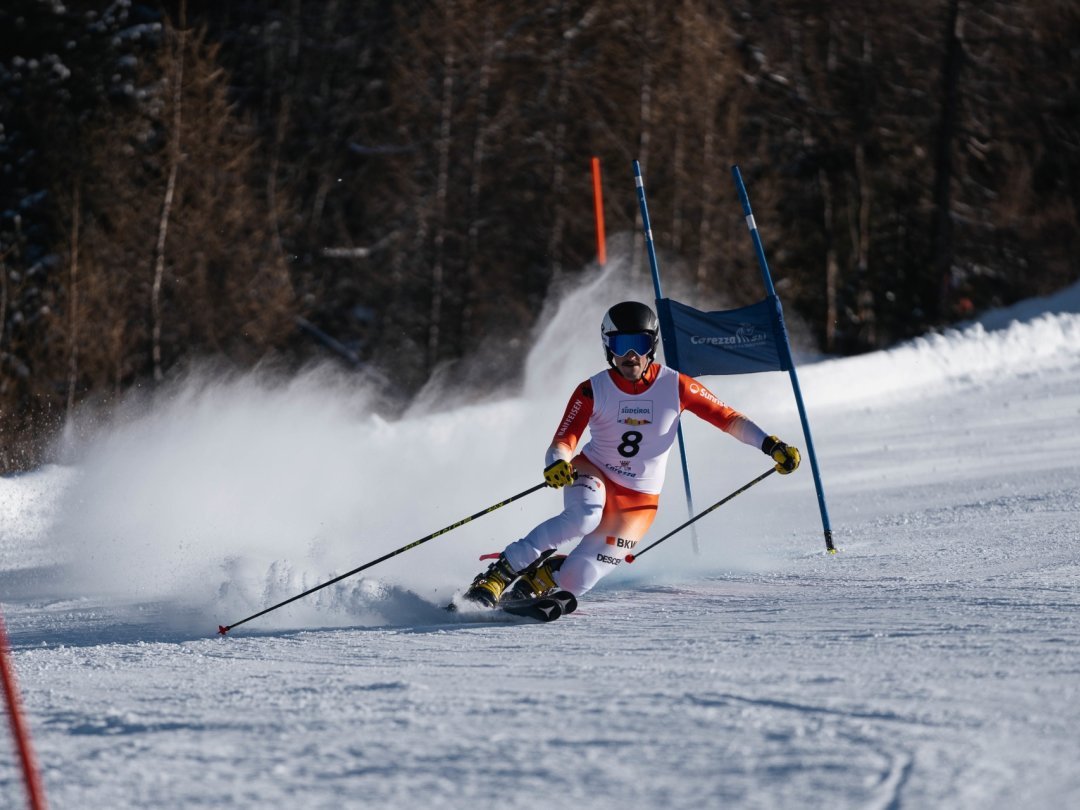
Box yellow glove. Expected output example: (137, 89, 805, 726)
(762, 435, 801, 474)
(543, 459, 576, 488)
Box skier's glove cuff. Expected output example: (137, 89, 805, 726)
(762, 435, 801, 474)
(544, 459, 576, 488)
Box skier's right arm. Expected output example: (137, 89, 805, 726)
(543, 381, 594, 488)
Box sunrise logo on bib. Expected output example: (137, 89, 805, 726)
(618, 400, 653, 426)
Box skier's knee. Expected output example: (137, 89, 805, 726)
(553, 552, 609, 597)
(565, 474, 604, 535)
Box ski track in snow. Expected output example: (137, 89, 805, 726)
(3, 272, 1080, 809)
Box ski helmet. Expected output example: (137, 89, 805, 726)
(601, 301, 659, 367)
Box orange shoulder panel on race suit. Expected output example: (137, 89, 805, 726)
(548, 379, 595, 461)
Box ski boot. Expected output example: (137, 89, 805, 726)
(463, 554, 518, 607)
(504, 551, 567, 603)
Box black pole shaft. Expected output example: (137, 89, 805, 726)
(626, 468, 776, 563)
(218, 481, 548, 635)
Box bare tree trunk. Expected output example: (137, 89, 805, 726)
(310, 175, 330, 234)
(695, 115, 716, 293)
(852, 23, 876, 347)
(266, 13, 291, 267)
(152, 8, 186, 383)
(289, 0, 302, 64)
(267, 100, 290, 268)
(546, 34, 569, 279)
(671, 0, 696, 255)
(317, 0, 340, 103)
(462, 11, 497, 343)
(0, 248, 8, 364)
(633, 0, 656, 281)
(111, 320, 125, 396)
(66, 182, 80, 417)
(855, 146, 871, 280)
(792, 15, 842, 350)
(546, 3, 598, 279)
(427, 1, 455, 369)
(853, 139, 876, 346)
(819, 169, 840, 350)
(695, 17, 720, 294)
(932, 0, 964, 320)
(308, 2, 340, 236)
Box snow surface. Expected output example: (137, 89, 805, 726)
(2, 260, 1080, 809)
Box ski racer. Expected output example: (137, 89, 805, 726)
(462, 300, 801, 608)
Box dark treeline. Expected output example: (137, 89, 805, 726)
(1, 1, 1077, 470)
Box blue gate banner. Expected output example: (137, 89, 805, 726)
(656, 295, 793, 376)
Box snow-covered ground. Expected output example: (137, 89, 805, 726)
(2, 263, 1079, 809)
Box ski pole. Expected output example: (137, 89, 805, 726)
(0, 610, 48, 810)
(633, 159, 701, 556)
(218, 481, 548, 635)
(625, 468, 776, 564)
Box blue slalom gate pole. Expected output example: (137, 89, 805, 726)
(731, 165, 836, 553)
(633, 160, 700, 554)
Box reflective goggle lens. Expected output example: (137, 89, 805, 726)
(607, 332, 653, 357)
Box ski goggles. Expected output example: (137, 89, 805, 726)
(606, 332, 654, 357)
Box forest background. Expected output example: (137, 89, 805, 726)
(1, 0, 1077, 472)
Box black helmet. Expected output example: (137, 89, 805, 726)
(601, 301, 659, 366)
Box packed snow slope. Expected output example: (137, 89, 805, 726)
(2, 262, 1079, 809)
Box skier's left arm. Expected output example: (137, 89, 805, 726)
(678, 373, 801, 474)
(543, 379, 595, 487)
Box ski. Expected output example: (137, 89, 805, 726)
(445, 588, 578, 623)
(446, 552, 574, 620)
(499, 590, 578, 623)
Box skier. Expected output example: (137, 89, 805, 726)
(462, 300, 801, 608)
